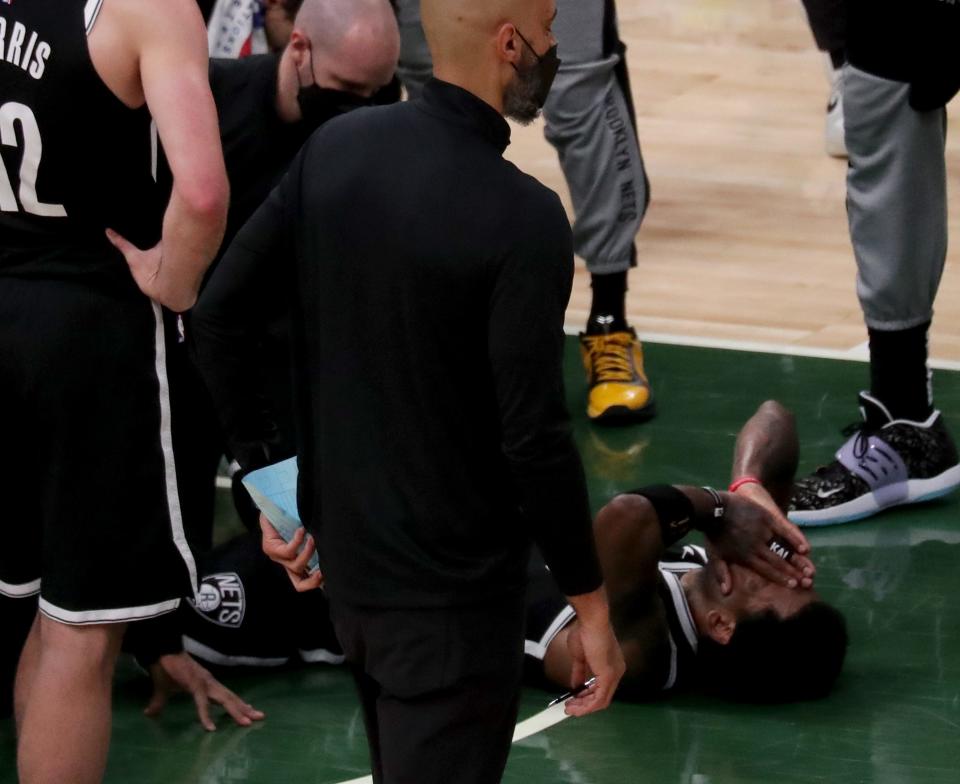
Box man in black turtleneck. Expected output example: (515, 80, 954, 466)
(193, 1, 625, 781)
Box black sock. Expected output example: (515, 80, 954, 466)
(587, 271, 628, 334)
(868, 322, 933, 421)
(829, 49, 846, 71)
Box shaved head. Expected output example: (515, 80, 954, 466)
(274, 0, 399, 122)
(422, 0, 548, 66)
(295, 0, 397, 61)
(286, 0, 399, 99)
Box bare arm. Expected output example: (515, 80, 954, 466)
(730, 400, 800, 511)
(709, 400, 812, 591)
(732, 400, 800, 509)
(102, 0, 228, 311)
(561, 588, 625, 716)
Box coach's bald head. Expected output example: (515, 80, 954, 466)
(421, 0, 558, 122)
(276, 0, 399, 123)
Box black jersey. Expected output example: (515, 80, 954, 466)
(0, 0, 163, 287)
(524, 545, 707, 694)
(181, 534, 343, 667)
(656, 544, 707, 692)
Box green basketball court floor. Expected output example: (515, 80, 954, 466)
(2, 339, 958, 783)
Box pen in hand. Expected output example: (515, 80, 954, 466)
(547, 676, 597, 708)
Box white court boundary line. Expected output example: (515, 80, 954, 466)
(564, 324, 960, 372)
(334, 703, 571, 784)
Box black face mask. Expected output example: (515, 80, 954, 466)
(297, 84, 370, 128)
(297, 48, 370, 128)
(513, 28, 561, 108)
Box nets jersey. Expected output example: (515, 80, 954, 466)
(525, 544, 708, 694)
(181, 535, 344, 668)
(0, 0, 163, 285)
(656, 544, 707, 691)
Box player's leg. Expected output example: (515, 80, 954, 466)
(789, 20, 959, 526)
(0, 278, 43, 727)
(14, 280, 197, 781)
(12, 612, 39, 732)
(17, 619, 126, 784)
(546, 0, 653, 422)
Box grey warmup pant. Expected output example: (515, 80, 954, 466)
(394, 0, 649, 274)
(844, 65, 948, 331)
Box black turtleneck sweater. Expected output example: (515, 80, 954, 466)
(193, 79, 602, 608)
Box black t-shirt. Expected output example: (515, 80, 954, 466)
(208, 54, 312, 262)
(193, 79, 602, 609)
(0, 0, 162, 288)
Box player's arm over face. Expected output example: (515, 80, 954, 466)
(90, 0, 228, 311)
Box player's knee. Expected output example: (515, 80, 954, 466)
(38, 617, 124, 678)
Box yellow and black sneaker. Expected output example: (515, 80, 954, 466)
(579, 327, 655, 423)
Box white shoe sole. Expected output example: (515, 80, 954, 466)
(789, 463, 960, 527)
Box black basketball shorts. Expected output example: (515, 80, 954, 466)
(0, 277, 198, 624)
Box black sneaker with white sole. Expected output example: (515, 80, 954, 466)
(789, 392, 960, 527)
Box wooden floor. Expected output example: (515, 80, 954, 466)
(506, 0, 960, 365)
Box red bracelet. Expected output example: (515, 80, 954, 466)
(728, 476, 762, 493)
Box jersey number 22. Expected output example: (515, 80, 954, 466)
(0, 102, 67, 218)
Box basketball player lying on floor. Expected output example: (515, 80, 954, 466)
(528, 400, 848, 701)
(140, 400, 845, 723)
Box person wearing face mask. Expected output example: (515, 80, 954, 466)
(122, 0, 402, 690)
(152, 0, 400, 550)
(192, 2, 627, 781)
(206, 0, 400, 260)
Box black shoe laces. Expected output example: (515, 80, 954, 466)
(841, 421, 881, 461)
(808, 421, 879, 479)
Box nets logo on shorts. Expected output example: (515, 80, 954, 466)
(188, 572, 246, 629)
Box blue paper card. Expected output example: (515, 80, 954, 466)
(241, 457, 319, 573)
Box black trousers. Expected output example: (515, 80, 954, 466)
(330, 596, 525, 784)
